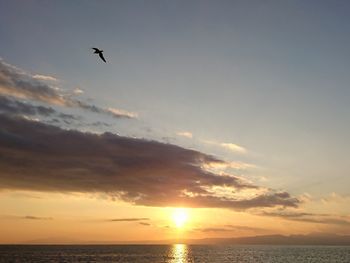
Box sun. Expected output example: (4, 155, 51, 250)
(172, 208, 188, 228)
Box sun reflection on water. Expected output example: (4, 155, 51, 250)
(168, 244, 193, 263)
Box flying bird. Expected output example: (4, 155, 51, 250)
(92, 47, 106, 63)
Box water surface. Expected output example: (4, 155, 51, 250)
(1, 244, 350, 262)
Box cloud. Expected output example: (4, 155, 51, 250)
(73, 88, 84, 95)
(0, 94, 119, 128)
(0, 95, 80, 125)
(139, 222, 151, 226)
(0, 59, 136, 119)
(89, 121, 112, 127)
(106, 218, 149, 222)
(204, 160, 256, 171)
(220, 143, 247, 154)
(33, 74, 58, 82)
(194, 225, 265, 233)
(75, 101, 137, 119)
(321, 192, 350, 204)
(107, 107, 138, 119)
(224, 224, 266, 232)
(1, 215, 53, 220)
(0, 60, 67, 105)
(0, 114, 299, 210)
(194, 227, 230, 232)
(176, 131, 193, 139)
(0, 95, 56, 117)
(261, 211, 350, 226)
(23, 215, 53, 220)
(203, 140, 247, 154)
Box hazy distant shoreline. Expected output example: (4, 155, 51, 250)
(4, 233, 350, 246)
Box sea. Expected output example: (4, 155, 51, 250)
(1, 244, 350, 263)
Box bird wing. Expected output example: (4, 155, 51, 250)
(99, 52, 106, 63)
(92, 48, 99, 52)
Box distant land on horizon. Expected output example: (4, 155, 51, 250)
(12, 233, 350, 246)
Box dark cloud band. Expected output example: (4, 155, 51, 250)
(0, 114, 299, 210)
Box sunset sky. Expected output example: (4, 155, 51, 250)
(1, 0, 350, 244)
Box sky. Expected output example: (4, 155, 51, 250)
(1, 0, 350, 243)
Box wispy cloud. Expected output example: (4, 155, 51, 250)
(220, 143, 247, 154)
(0, 59, 137, 119)
(261, 210, 350, 227)
(204, 160, 256, 171)
(0, 95, 55, 117)
(0, 95, 80, 125)
(73, 87, 84, 95)
(1, 215, 53, 220)
(203, 139, 247, 154)
(194, 227, 230, 232)
(33, 74, 58, 82)
(107, 107, 138, 119)
(23, 215, 53, 220)
(224, 224, 266, 232)
(139, 222, 151, 226)
(106, 218, 149, 222)
(0, 61, 67, 105)
(176, 131, 193, 139)
(321, 192, 350, 204)
(194, 224, 265, 233)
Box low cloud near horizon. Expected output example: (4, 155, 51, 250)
(1, 215, 53, 220)
(194, 224, 266, 233)
(261, 211, 350, 227)
(106, 218, 149, 222)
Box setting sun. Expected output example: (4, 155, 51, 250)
(172, 208, 188, 228)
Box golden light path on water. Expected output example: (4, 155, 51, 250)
(169, 244, 193, 263)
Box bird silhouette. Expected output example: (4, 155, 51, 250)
(92, 47, 106, 63)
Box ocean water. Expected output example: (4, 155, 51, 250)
(1, 244, 350, 263)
